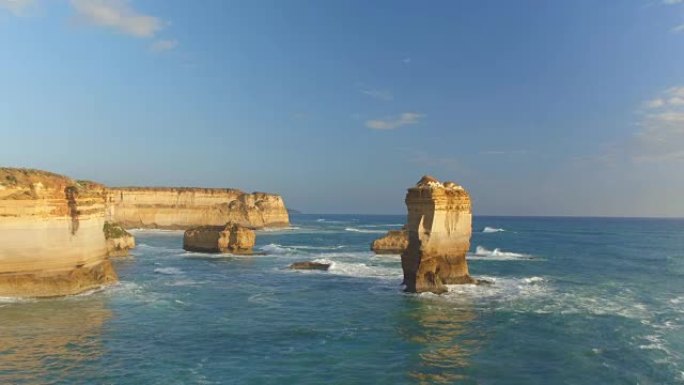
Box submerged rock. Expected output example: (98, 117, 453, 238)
(0, 168, 118, 297)
(289, 261, 331, 271)
(401, 175, 475, 294)
(104, 222, 136, 257)
(371, 227, 408, 254)
(183, 222, 256, 254)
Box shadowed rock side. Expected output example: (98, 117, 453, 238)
(289, 261, 331, 271)
(401, 176, 475, 294)
(106, 187, 289, 230)
(0, 168, 117, 297)
(103, 222, 136, 257)
(371, 226, 408, 254)
(183, 222, 256, 254)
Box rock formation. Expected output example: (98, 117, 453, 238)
(106, 187, 289, 230)
(0, 168, 118, 297)
(371, 226, 408, 254)
(183, 222, 256, 254)
(289, 261, 331, 271)
(401, 176, 475, 294)
(103, 222, 136, 257)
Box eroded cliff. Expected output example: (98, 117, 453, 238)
(0, 168, 117, 297)
(401, 176, 475, 294)
(107, 187, 289, 230)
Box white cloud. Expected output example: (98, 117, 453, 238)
(631, 87, 684, 163)
(361, 88, 393, 101)
(0, 0, 35, 15)
(673, 24, 684, 33)
(150, 38, 177, 52)
(664, 0, 683, 4)
(365, 112, 423, 130)
(70, 0, 163, 38)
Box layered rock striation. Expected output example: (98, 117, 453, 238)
(401, 176, 475, 294)
(371, 227, 408, 254)
(107, 187, 289, 230)
(183, 222, 256, 254)
(0, 168, 117, 297)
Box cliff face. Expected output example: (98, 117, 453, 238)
(0, 168, 117, 297)
(106, 188, 289, 230)
(401, 176, 474, 294)
(371, 227, 408, 254)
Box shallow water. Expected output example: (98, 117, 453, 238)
(1, 215, 683, 384)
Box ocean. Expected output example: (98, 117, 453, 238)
(1, 215, 683, 384)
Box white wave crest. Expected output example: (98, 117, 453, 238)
(310, 258, 403, 280)
(344, 227, 387, 234)
(469, 246, 533, 260)
(260, 243, 295, 255)
(482, 226, 505, 233)
(154, 267, 184, 275)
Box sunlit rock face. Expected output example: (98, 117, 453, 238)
(371, 227, 408, 254)
(401, 176, 474, 294)
(183, 222, 256, 254)
(0, 168, 117, 297)
(106, 188, 289, 230)
(103, 222, 136, 257)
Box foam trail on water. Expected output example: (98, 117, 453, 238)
(468, 246, 534, 260)
(345, 227, 387, 234)
(482, 227, 505, 233)
(311, 258, 402, 280)
(154, 267, 184, 275)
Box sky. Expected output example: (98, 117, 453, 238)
(1, 0, 683, 216)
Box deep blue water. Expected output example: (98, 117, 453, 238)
(1, 215, 684, 384)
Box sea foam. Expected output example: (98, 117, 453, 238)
(482, 226, 506, 233)
(469, 246, 534, 260)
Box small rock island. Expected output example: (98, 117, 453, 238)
(183, 222, 256, 254)
(371, 226, 408, 254)
(401, 176, 476, 294)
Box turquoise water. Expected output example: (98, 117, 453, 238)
(1, 215, 684, 384)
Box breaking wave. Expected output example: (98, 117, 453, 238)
(482, 227, 505, 233)
(469, 246, 534, 260)
(310, 258, 402, 280)
(154, 267, 184, 275)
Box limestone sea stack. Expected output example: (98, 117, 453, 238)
(106, 187, 289, 230)
(401, 176, 475, 294)
(371, 226, 408, 254)
(0, 168, 117, 297)
(103, 222, 136, 257)
(183, 222, 256, 254)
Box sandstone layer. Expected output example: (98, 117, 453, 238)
(0, 168, 118, 297)
(401, 176, 475, 294)
(104, 222, 136, 257)
(183, 222, 256, 254)
(107, 187, 289, 230)
(371, 226, 408, 254)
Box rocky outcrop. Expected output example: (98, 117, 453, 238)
(183, 222, 256, 254)
(0, 168, 118, 297)
(371, 226, 408, 254)
(106, 187, 289, 230)
(103, 222, 136, 257)
(289, 261, 331, 271)
(401, 176, 475, 294)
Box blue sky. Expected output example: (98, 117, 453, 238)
(1, 0, 683, 216)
